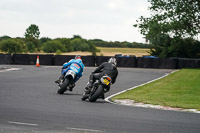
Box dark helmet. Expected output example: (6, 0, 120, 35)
(75, 55, 81, 60)
(108, 57, 117, 66)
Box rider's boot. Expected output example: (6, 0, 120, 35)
(82, 88, 91, 101)
(84, 82, 93, 94)
(86, 80, 94, 89)
(55, 75, 64, 84)
(68, 83, 75, 91)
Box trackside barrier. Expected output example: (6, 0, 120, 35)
(178, 58, 200, 69)
(54, 55, 95, 66)
(137, 57, 152, 68)
(12, 54, 54, 65)
(0, 54, 200, 69)
(0, 54, 12, 64)
(116, 57, 136, 67)
(95, 56, 111, 66)
(137, 57, 178, 69)
(96, 56, 137, 67)
(159, 58, 178, 69)
(82, 56, 95, 66)
(54, 55, 75, 66)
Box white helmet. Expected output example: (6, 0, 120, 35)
(108, 57, 117, 66)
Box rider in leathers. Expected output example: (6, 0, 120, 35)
(55, 55, 84, 91)
(85, 57, 118, 95)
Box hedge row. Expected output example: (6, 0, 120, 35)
(0, 54, 200, 69)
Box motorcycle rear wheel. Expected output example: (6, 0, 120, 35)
(89, 85, 104, 102)
(57, 78, 69, 94)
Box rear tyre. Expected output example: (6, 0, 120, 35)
(89, 85, 104, 102)
(57, 78, 69, 94)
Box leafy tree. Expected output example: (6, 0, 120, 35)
(0, 39, 26, 54)
(88, 41, 100, 56)
(88, 39, 149, 48)
(24, 24, 40, 39)
(25, 37, 40, 52)
(135, 0, 200, 39)
(0, 35, 11, 41)
(70, 38, 86, 51)
(88, 41, 99, 52)
(40, 37, 52, 44)
(134, 0, 200, 58)
(80, 43, 90, 52)
(72, 35, 82, 39)
(24, 24, 41, 52)
(58, 38, 74, 52)
(42, 40, 66, 53)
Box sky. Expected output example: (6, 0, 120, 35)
(0, 0, 150, 43)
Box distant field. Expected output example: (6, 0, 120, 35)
(96, 47, 150, 56)
(61, 47, 150, 57)
(0, 47, 150, 57)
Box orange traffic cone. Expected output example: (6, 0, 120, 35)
(36, 56, 40, 67)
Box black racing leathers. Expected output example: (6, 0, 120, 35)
(89, 62, 118, 85)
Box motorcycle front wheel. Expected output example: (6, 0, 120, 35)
(57, 78, 69, 94)
(81, 91, 88, 101)
(89, 85, 104, 102)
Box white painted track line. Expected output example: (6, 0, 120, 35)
(8, 121, 38, 126)
(67, 127, 103, 132)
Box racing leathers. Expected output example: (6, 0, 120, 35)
(87, 62, 118, 90)
(55, 59, 84, 90)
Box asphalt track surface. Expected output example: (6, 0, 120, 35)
(0, 65, 200, 133)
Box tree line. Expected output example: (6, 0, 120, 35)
(89, 39, 149, 48)
(0, 34, 99, 55)
(0, 24, 148, 55)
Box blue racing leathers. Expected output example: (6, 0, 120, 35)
(62, 59, 84, 83)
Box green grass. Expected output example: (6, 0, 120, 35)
(112, 69, 200, 110)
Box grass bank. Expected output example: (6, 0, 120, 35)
(112, 69, 200, 110)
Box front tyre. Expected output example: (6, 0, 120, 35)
(89, 85, 104, 102)
(57, 78, 69, 94)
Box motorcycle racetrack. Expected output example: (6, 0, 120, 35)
(0, 65, 200, 133)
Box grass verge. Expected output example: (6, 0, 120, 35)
(112, 69, 200, 111)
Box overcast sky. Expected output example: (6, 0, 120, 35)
(0, 0, 150, 43)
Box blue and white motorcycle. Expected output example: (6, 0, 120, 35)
(57, 63, 82, 94)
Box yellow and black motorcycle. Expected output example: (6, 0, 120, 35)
(82, 75, 112, 102)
